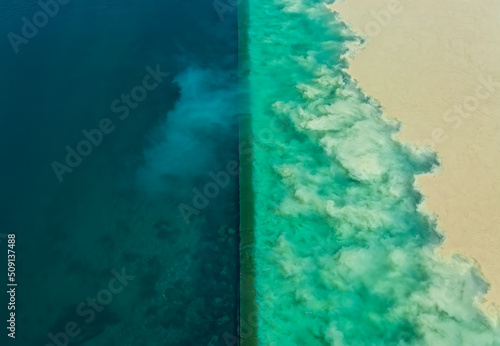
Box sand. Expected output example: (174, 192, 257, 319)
(330, 0, 500, 312)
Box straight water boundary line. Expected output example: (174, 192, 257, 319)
(238, 0, 258, 345)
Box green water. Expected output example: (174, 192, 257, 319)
(246, 0, 500, 344)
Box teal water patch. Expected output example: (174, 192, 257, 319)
(0, 0, 239, 344)
(247, 0, 500, 344)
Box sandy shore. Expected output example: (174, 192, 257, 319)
(330, 0, 500, 312)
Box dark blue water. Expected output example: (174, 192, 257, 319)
(0, 1, 239, 345)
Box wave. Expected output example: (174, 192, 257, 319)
(247, 0, 500, 344)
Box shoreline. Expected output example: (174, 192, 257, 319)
(330, 0, 500, 312)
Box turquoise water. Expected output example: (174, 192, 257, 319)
(247, 0, 500, 344)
